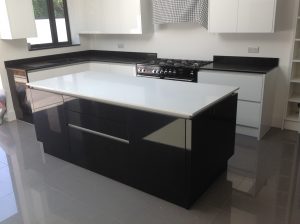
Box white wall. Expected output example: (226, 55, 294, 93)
(88, 0, 296, 128)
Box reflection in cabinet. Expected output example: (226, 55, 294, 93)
(29, 90, 70, 161)
(6, 69, 32, 123)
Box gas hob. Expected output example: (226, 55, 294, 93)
(136, 58, 212, 82)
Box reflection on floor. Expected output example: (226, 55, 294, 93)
(0, 120, 299, 224)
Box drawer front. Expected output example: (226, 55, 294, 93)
(237, 101, 261, 128)
(63, 97, 129, 123)
(66, 110, 129, 141)
(198, 71, 264, 102)
(68, 123, 130, 183)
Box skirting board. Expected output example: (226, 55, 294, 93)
(236, 125, 259, 139)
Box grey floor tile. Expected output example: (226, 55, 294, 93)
(0, 120, 300, 224)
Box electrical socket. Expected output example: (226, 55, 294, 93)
(117, 43, 125, 49)
(248, 47, 260, 54)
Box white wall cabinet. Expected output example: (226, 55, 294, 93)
(198, 69, 277, 139)
(79, 0, 153, 34)
(209, 0, 277, 33)
(0, 0, 36, 39)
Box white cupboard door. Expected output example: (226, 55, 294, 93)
(83, 0, 103, 32)
(118, 0, 142, 34)
(237, 101, 261, 128)
(101, 0, 120, 34)
(237, 0, 276, 33)
(208, 0, 239, 33)
(83, 0, 120, 33)
(0, 0, 36, 39)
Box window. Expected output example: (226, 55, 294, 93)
(27, 0, 72, 50)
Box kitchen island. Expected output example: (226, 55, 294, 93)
(27, 71, 238, 208)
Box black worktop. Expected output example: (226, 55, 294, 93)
(200, 56, 279, 74)
(5, 50, 157, 71)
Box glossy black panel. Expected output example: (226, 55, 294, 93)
(68, 125, 130, 183)
(186, 93, 238, 207)
(33, 104, 70, 161)
(30, 91, 237, 209)
(128, 111, 187, 207)
(64, 98, 128, 123)
(66, 110, 128, 142)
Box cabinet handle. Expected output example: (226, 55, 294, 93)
(68, 124, 129, 144)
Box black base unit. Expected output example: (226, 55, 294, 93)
(28, 89, 237, 209)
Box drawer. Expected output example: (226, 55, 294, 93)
(63, 97, 129, 123)
(66, 110, 129, 141)
(198, 71, 264, 102)
(237, 101, 261, 128)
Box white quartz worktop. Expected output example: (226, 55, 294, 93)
(27, 71, 239, 119)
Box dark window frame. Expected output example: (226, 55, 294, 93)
(28, 0, 72, 50)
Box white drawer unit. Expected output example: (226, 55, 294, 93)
(198, 70, 276, 139)
(197, 71, 263, 102)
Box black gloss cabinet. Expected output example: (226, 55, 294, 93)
(28, 90, 237, 209)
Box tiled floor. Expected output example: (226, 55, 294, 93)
(0, 120, 299, 224)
